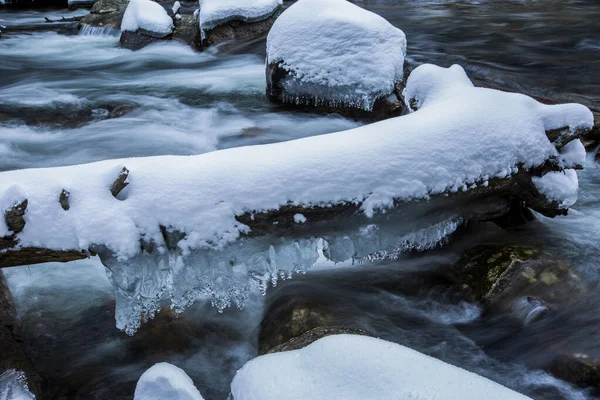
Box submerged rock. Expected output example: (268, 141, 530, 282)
(547, 353, 600, 396)
(265, 0, 408, 120)
(451, 245, 586, 320)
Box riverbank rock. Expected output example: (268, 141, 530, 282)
(0, 272, 43, 399)
(265, 0, 407, 121)
(78, 0, 128, 32)
(199, 0, 282, 49)
(451, 245, 586, 322)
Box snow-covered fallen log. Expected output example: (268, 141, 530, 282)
(230, 334, 531, 400)
(0, 64, 593, 333)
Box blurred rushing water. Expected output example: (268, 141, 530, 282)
(0, 0, 599, 399)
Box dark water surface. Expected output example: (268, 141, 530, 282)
(1, 0, 599, 399)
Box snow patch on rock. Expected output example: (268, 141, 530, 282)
(230, 334, 531, 400)
(266, 0, 407, 111)
(199, 0, 282, 38)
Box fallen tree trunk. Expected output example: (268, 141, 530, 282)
(0, 162, 575, 269)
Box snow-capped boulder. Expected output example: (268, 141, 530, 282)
(120, 0, 174, 50)
(134, 362, 205, 400)
(230, 334, 531, 400)
(266, 0, 408, 120)
(198, 0, 283, 49)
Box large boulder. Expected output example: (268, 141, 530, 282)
(451, 245, 586, 322)
(198, 0, 282, 49)
(265, 0, 408, 120)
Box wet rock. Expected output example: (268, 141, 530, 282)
(266, 326, 371, 354)
(258, 298, 335, 355)
(547, 353, 600, 395)
(201, 8, 282, 50)
(119, 30, 172, 50)
(451, 245, 586, 319)
(0, 272, 44, 399)
(78, 0, 129, 31)
(172, 14, 201, 49)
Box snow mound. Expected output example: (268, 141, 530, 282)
(0, 370, 35, 400)
(121, 0, 174, 37)
(0, 64, 592, 333)
(134, 363, 204, 400)
(199, 0, 282, 38)
(230, 334, 531, 400)
(533, 169, 579, 209)
(266, 0, 407, 111)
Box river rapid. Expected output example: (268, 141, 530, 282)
(1, 0, 599, 399)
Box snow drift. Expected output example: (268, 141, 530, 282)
(0, 64, 592, 333)
(230, 334, 531, 400)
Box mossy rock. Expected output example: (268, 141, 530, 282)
(267, 326, 371, 354)
(452, 245, 586, 311)
(258, 298, 335, 355)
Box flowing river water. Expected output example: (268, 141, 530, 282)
(1, 0, 599, 399)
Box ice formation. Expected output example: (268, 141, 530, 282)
(0, 64, 592, 333)
(230, 334, 531, 400)
(266, 0, 407, 111)
(0, 370, 35, 400)
(134, 363, 204, 400)
(198, 0, 282, 38)
(121, 0, 174, 37)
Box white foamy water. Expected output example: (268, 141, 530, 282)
(0, 32, 359, 171)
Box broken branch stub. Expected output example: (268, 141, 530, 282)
(4, 200, 27, 234)
(110, 167, 129, 198)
